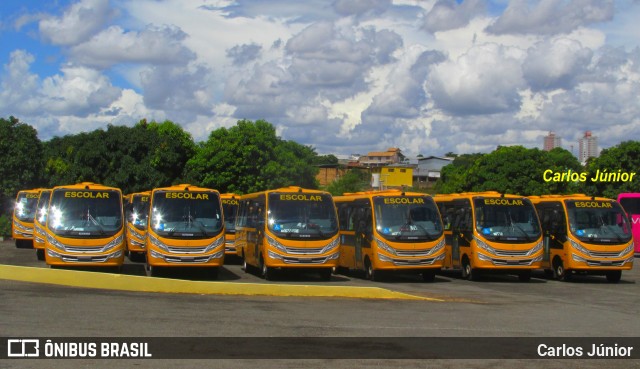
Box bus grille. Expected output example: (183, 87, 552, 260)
(395, 248, 434, 257)
(64, 245, 107, 253)
(282, 256, 329, 264)
(492, 249, 531, 257)
(490, 258, 536, 266)
(585, 259, 627, 267)
(282, 246, 325, 255)
(386, 254, 445, 266)
(587, 251, 622, 258)
(165, 245, 208, 254)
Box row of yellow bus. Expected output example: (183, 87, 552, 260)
(11, 184, 635, 283)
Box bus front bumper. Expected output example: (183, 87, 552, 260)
(376, 252, 445, 270)
(474, 252, 543, 269)
(147, 249, 224, 267)
(46, 248, 124, 266)
(265, 250, 339, 268)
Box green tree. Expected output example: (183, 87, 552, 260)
(326, 169, 369, 195)
(0, 116, 44, 214)
(313, 154, 339, 166)
(435, 153, 485, 193)
(43, 120, 196, 194)
(581, 141, 640, 198)
(436, 146, 583, 195)
(184, 119, 319, 193)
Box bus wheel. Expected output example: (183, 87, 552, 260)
(553, 258, 570, 281)
(605, 270, 622, 283)
(260, 256, 274, 281)
(319, 268, 332, 281)
(421, 270, 436, 282)
(149, 265, 162, 277)
(36, 249, 45, 261)
(461, 258, 479, 281)
(518, 270, 532, 282)
(242, 257, 250, 273)
(365, 259, 382, 282)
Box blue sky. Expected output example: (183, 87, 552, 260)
(1, 0, 640, 157)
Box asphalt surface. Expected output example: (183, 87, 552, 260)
(1, 239, 639, 368)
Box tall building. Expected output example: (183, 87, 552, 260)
(578, 131, 598, 164)
(543, 131, 561, 151)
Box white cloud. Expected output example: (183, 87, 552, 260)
(426, 42, 527, 115)
(69, 25, 195, 69)
(39, 0, 117, 46)
(523, 37, 593, 91)
(486, 0, 614, 35)
(423, 0, 485, 33)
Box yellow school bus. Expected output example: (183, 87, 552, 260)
(44, 182, 125, 268)
(12, 188, 44, 248)
(529, 194, 634, 283)
(33, 188, 52, 260)
(235, 186, 339, 280)
(220, 193, 240, 257)
(334, 190, 445, 281)
(145, 184, 225, 278)
(434, 192, 543, 281)
(125, 191, 151, 262)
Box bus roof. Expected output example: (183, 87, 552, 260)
(52, 182, 121, 192)
(528, 194, 614, 202)
(151, 184, 219, 193)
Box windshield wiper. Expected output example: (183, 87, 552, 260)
(508, 212, 531, 241)
(86, 209, 106, 235)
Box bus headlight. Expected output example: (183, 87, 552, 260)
(474, 236, 495, 254)
(527, 241, 543, 256)
(266, 234, 288, 253)
(569, 239, 590, 255)
(375, 237, 397, 256)
(621, 242, 634, 256)
(103, 234, 124, 252)
(148, 233, 170, 252)
(204, 236, 225, 252)
(321, 238, 339, 253)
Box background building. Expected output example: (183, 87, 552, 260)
(543, 132, 562, 151)
(578, 131, 598, 164)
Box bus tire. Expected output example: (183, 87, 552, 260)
(36, 249, 45, 261)
(149, 265, 162, 277)
(605, 270, 622, 283)
(553, 258, 571, 281)
(365, 258, 383, 282)
(518, 270, 532, 282)
(461, 257, 479, 281)
(260, 255, 274, 281)
(421, 270, 436, 282)
(242, 257, 250, 273)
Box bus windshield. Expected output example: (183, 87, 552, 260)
(14, 192, 39, 222)
(130, 194, 150, 230)
(473, 198, 541, 242)
(373, 196, 443, 241)
(222, 202, 238, 233)
(267, 193, 338, 239)
(48, 190, 122, 237)
(565, 200, 632, 244)
(35, 190, 52, 223)
(150, 191, 223, 238)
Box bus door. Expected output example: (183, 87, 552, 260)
(246, 196, 265, 265)
(451, 200, 472, 268)
(351, 201, 371, 270)
(536, 203, 566, 265)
